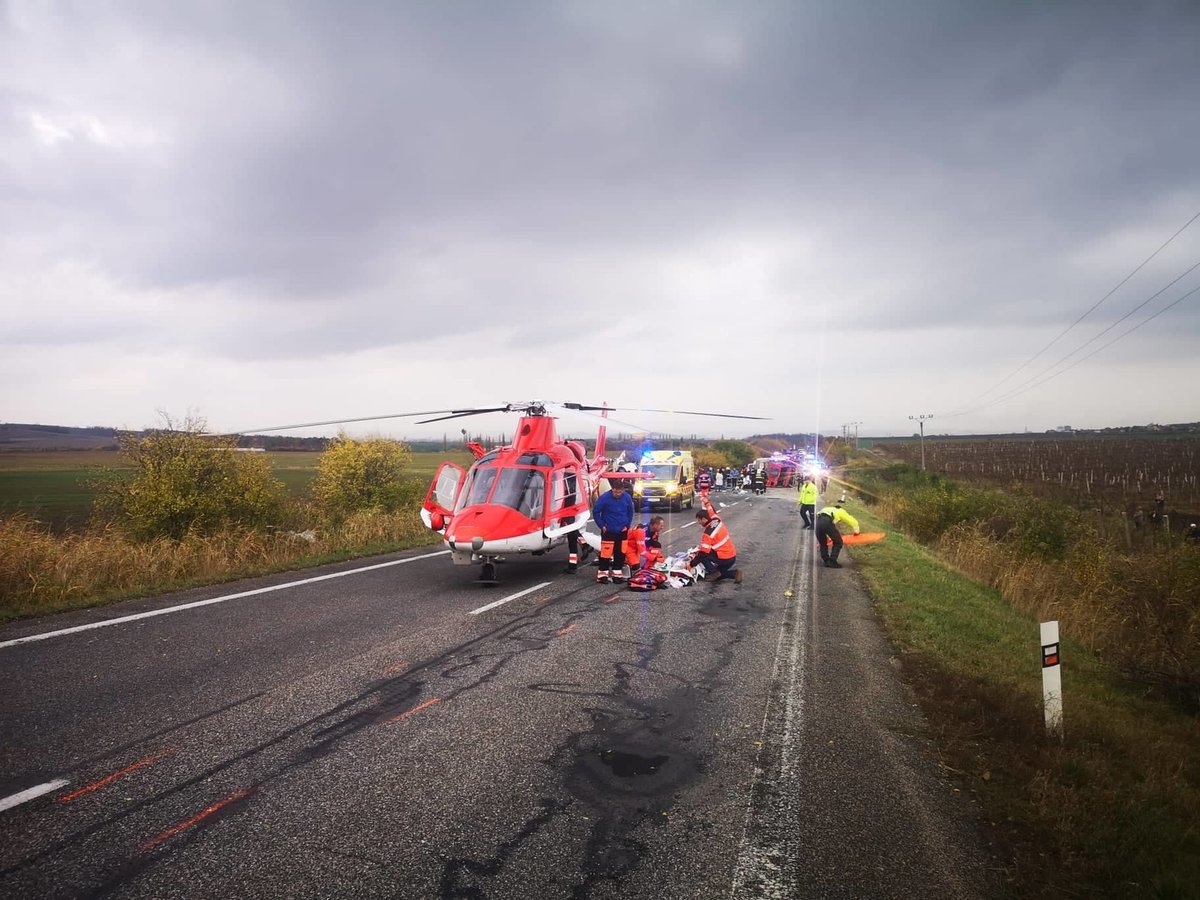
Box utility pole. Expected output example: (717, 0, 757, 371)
(846, 421, 863, 450)
(908, 414, 934, 471)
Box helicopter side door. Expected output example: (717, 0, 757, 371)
(544, 465, 589, 539)
(422, 462, 466, 531)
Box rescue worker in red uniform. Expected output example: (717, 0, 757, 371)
(690, 497, 742, 583)
(625, 516, 666, 571)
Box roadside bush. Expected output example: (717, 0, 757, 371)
(314, 434, 416, 520)
(709, 440, 756, 467)
(691, 448, 730, 470)
(98, 417, 289, 540)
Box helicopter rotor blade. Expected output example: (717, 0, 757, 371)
(215, 406, 512, 436)
(551, 405, 657, 435)
(559, 403, 770, 421)
(415, 407, 514, 425)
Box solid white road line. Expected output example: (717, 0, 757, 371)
(469, 582, 552, 616)
(0, 779, 69, 812)
(0, 550, 452, 651)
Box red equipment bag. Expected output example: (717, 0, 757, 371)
(627, 568, 668, 592)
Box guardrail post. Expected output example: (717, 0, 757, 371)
(1041, 620, 1063, 740)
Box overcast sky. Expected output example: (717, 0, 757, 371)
(3, 0, 1199, 441)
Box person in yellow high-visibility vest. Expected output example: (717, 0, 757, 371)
(797, 477, 819, 530)
(815, 500, 859, 568)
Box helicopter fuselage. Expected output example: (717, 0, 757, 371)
(421, 413, 598, 578)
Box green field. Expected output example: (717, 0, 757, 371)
(0, 450, 474, 531)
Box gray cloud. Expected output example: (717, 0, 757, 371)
(2, 1, 1199, 434)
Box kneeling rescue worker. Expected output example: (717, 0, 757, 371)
(626, 516, 666, 571)
(815, 498, 859, 568)
(690, 497, 743, 583)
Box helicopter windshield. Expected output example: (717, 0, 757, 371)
(491, 467, 548, 519)
(459, 465, 498, 510)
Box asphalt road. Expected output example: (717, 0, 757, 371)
(0, 491, 999, 899)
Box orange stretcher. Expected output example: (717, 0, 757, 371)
(839, 532, 887, 545)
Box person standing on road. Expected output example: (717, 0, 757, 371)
(562, 470, 586, 575)
(690, 496, 742, 584)
(798, 476, 819, 529)
(753, 467, 766, 494)
(593, 482, 634, 584)
(815, 499, 859, 568)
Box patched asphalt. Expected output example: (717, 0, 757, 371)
(0, 491, 1000, 898)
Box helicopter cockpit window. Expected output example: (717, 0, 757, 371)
(492, 467, 547, 518)
(551, 467, 580, 512)
(460, 465, 498, 510)
(478, 450, 500, 464)
(515, 452, 553, 467)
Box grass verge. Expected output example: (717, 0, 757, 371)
(0, 512, 442, 622)
(848, 503, 1200, 899)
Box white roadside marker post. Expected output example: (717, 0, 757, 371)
(1041, 620, 1063, 740)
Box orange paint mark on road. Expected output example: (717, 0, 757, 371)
(383, 661, 409, 675)
(603, 594, 620, 604)
(387, 697, 444, 724)
(59, 750, 176, 804)
(140, 788, 255, 852)
(557, 624, 578, 637)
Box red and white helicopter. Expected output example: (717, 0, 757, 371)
(416, 401, 766, 584)
(234, 400, 766, 585)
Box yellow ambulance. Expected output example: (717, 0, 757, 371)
(633, 450, 696, 511)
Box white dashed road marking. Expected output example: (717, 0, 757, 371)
(0, 780, 69, 812)
(469, 582, 553, 616)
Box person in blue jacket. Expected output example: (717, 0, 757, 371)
(593, 481, 634, 583)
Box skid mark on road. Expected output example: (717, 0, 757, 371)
(1, 575, 615, 894)
(387, 697, 444, 725)
(441, 531, 783, 898)
(4, 510, 786, 897)
(140, 788, 256, 853)
(58, 750, 176, 804)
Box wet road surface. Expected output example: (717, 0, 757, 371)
(0, 491, 998, 898)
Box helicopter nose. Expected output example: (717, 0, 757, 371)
(450, 505, 529, 548)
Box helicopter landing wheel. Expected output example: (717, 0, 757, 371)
(477, 561, 500, 586)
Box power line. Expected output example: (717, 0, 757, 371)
(952, 256, 1200, 415)
(971, 281, 1200, 413)
(946, 208, 1200, 414)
